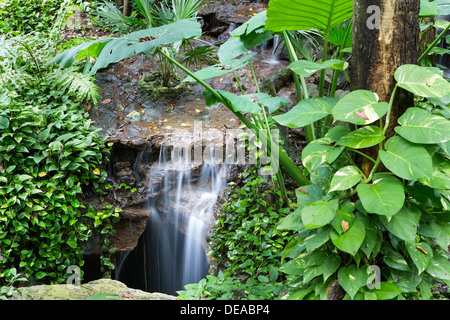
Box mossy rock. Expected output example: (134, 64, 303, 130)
(11, 279, 176, 300)
(139, 72, 188, 101)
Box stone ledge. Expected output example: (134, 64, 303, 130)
(11, 279, 177, 300)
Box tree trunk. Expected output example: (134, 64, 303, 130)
(350, 0, 420, 177)
(116, 0, 131, 16)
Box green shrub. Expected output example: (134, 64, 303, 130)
(0, 34, 117, 289)
(0, 85, 110, 284)
(0, 0, 67, 35)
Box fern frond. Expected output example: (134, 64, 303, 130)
(47, 68, 100, 105)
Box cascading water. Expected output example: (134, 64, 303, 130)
(115, 145, 226, 295)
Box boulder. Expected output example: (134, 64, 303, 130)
(11, 278, 176, 300)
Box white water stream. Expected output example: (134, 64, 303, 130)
(116, 146, 226, 295)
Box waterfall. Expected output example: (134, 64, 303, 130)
(262, 34, 283, 66)
(115, 145, 226, 295)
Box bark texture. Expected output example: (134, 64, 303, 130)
(350, 0, 420, 176)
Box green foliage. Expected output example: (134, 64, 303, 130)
(0, 35, 100, 104)
(50, 18, 202, 75)
(93, 0, 204, 35)
(275, 64, 450, 300)
(177, 4, 449, 300)
(0, 0, 70, 36)
(0, 34, 118, 289)
(178, 167, 293, 299)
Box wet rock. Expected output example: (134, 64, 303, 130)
(260, 66, 293, 96)
(111, 207, 152, 252)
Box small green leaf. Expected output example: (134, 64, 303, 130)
(301, 199, 339, 230)
(426, 253, 450, 281)
(405, 242, 432, 275)
(329, 165, 362, 192)
(0, 116, 9, 130)
(337, 265, 368, 299)
(371, 282, 403, 300)
(331, 90, 389, 125)
(289, 59, 348, 78)
(323, 255, 341, 282)
(337, 126, 385, 149)
(330, 219, 365, 255)
(273, 97, 338, 128)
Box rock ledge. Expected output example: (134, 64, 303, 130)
(11, 278, 177, 300)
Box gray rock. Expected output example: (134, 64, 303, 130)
(11, 278, 176, 300)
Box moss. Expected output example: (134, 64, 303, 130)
(11, 279, 177, 300)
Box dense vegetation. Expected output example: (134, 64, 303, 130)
(1, 0, 449, 300)
(0, 0, 120, 296)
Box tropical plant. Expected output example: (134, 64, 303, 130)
(93, 0, 204, 34)
(0, 34, 119, 288)
(0, 35, 100, 104)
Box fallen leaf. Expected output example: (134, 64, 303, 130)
(416, 245, 428, 255)
(298, 188, 309, 194)
(102, 98, 111, 105)
(195, 109, 201, 113)
(341, 220, 349, 233)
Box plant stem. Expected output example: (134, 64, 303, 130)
(382, 84, 398, 136)
(250, 56, 289, 204)
(418, 23, 450, 65)
(159, 48, 310, 186)
(282, 31, 315, 143)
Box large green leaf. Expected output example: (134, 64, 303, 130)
(380, 206, 419, 243)
(395, 107, 450, 144)
(330, 219, 365, 255)
(218, 11, 272, 62)
(394, 64, 450, 98)
(265, 0, 353, 33)
(288, 59, 348, 78)
(379, 136, 433, 180)
(331, 90, 389, 125)
(272, 97, 338, 128)
(337, 265, 368, 299)
(356, 173, 405, 218)
(50, 19, 202, 75)
(337, 126, 385, 149)
(329, 165, 362, 192)
(301, 199, 339, 230)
